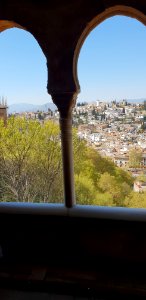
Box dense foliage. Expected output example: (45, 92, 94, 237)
(0, 117, 145, 206)
(0, 117, 62, 203)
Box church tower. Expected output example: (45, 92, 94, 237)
(0, 97, 8, 125)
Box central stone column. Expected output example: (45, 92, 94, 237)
(52, 93, 76, 208)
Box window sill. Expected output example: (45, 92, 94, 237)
(0, 202, 146, 222)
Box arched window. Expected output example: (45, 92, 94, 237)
(0, 26, 63, 204)
(75, 15, 146, 208)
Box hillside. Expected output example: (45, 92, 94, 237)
(8, 102, 56, 114)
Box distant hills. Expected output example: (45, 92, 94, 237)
(8, 98, 146, 114)
(127, 98, 146, 104)
(8, 102, 57, 114)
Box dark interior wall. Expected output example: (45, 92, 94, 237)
(0, 206, 146, 298)
(0, 290, 87, 300)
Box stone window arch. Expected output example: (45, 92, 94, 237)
(74, 5, 146, 89)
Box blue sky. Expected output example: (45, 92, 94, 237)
(0, 16, 146, 105)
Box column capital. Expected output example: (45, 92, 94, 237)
(51, 92, 77, 118)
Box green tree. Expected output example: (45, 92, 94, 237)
(98, 172, 131, 206)
(94, 192, 114, 207)
(0, 117, 63, 203)
(128, 148, 142, 168)
(75, 174, 96, 205)
(125, 192, 146, 208)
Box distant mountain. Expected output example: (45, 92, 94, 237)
(127, 98, 146, 104)
(8, 102, 57, 114)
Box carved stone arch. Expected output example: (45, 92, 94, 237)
(0, 20, 24, 32)
(0, 17, 76, 208)
(73, 5, 146, 91)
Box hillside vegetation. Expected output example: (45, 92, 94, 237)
(0, 117, 145, 207)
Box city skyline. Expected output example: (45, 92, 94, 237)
(0, 16, 146, 105)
